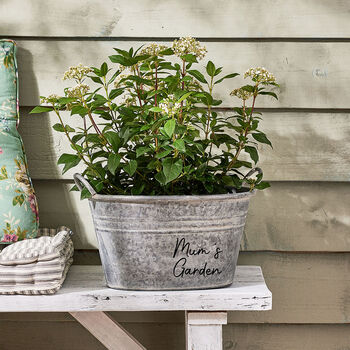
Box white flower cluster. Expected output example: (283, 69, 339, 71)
(66, 83, 90, 98)
(114, 74, 128, 88)
(140, 43, 168, 57)
(159, 95, 181, 117)
(244, 67, 276, 84)
(40, 94, 60, 104)
(229, 88, 253, 101)
(63, 64, 92, 82)
(172, 37, 207, 60)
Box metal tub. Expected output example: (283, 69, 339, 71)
(74, 174, 254, 290)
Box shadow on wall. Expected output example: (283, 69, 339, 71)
(16, 46, 95, 248)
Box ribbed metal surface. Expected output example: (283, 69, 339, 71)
(88, 192, 254, 291)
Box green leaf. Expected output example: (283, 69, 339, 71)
(162, 158, 182, 184)
(30, 106, 53, 114)
(254, 181, 271, 190)
(100, 62, 108, 76)
(109, 88, 124, 100)
(13, 195, 24, 206)
(123, 160, 137, 176)
(57, 153, 80, 164)
(58, 97, 76, 104)
(244, 146, 259, 164)
(177, 92, 192, 103)
(214, 73, 239, 85)
(173, 139, 186, 152)
(71, 105, 89, 116)
(105, 132, 121, 152)
(52, 123, 65, 132)
(206, 61, 216, 77)
(164, 119, 176, 138)
(259, 91, 278, 100)
(109, 55, 135, 66)
(90, 76, 103, 84)
(113, 48, 130, 57)
(159, 48, 174, 56)
(187, 70, 207, 84)
(204, 182, 214, 193)
(80, 187, 92, 200)
(181, 54, 198, 63)
(131, 182, 145, 195)
(155, 171, 167, 185)
(149, 106, 162, 112)
(156, 149, 172, 159)
(65, 125, 75, 133)
(214, 67, 223, 76)
(252, 133, 272, 147)
(107, 153, 121, 175)
(136, 146, 151, 158)
(57, 154, 81, 174)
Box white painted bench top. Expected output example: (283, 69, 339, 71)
(0, 265, 271, 312)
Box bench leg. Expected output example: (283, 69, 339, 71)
(186, 311, 227, 350)
(70, 311, 146, 350)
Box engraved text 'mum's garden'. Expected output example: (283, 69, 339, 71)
(172, 237, 223, 278)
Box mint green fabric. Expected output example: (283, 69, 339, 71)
(0, 40, 39, 243)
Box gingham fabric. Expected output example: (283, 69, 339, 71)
(0, 227, 73, 295)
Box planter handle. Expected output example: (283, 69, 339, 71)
(73, 173, 97, 197)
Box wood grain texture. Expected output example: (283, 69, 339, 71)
(16, 40, 347, 108)
(34, 181, 350, 251)
(1, 0, 350, 38)
(0, 321, 185, 350)
(231, 252, 350, 324)
(21, 110, 350, 181)
(186, 312, 227, 350)
(71, 312, 146, 350)
(1, 321, 350, 350)
(223, 324, 350, 350)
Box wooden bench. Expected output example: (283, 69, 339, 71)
(0, 265, 271, 350)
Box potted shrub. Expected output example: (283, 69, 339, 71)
(31, 37, 278, 290)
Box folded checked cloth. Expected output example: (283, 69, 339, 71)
(0, 226, 74, 295)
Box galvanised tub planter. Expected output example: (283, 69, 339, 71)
(74, 174, 254, 290)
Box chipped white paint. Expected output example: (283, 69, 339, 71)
(70, 312, 146, 350)
(186, 312, 227, 350)
(0, 265, 272, 312)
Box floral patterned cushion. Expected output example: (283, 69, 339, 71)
(0, 40, 39, 243)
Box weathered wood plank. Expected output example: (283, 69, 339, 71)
(1, 321, 350, 350)
(1, 0, 350, 38)
(21, 110, 350, 181)
(33, 181, 350, 251)
(1, 253, 350, 324)
(2, 252, 350, 324)
(223, 324, 350, 350)
(16, 40, 348, 108)
(230, 252, 350, 324)
(0, 266, 271, 312)
(186, 312, 227, 350)
(71, 312, 146, 350)
(0, 321, 185, 350)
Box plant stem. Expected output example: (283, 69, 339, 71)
(53, 107, 99, 177)
(225, 88, 258, 173)
(179, 59, 186, 123)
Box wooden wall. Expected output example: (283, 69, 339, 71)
(1, 0, 350, 349)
